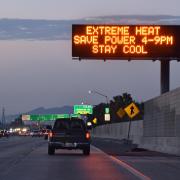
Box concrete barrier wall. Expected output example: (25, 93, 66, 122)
(92, 87, 180, 155)
(92, 120, 143, 145)
(144, 88, 180, 137)
(142, 87, 180, 154)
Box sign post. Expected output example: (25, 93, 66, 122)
(161, 60, 170, 94)
(124, 103, 140, 140)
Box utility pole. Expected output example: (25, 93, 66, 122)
(2, 107, 6, 130)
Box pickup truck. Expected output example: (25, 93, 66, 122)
(48, 118, 91, 155)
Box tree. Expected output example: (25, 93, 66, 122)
(87, 92, 144, 126)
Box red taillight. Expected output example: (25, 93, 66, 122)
(49, 131, 53, 138)
(86, 132, 90, 139)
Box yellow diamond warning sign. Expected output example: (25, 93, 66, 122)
(124, 102, 140, 119)
(92, 118, 97, 124)
(116, 108, 126, 118)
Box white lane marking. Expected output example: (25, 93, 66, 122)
(109, 156, 151, 180)
(92, 145, 151, 180)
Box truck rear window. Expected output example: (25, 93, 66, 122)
(53, 119, 69, 131)
(53, 118, 86, 131)
(70, 120, 85, 130)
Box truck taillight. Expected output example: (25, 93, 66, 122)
(49, 132, 53, 138)
(86, 132, 90, 139)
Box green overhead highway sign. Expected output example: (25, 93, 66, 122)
(74, 105, 93, 115)
(30, 114, 69, 121)
(22, 114, 81, 121)
(105, 107, 110, 114)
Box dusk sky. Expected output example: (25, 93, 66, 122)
(0, 0, 180, 20)
(0, 0, 180, 115)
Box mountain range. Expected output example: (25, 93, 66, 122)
(0, 15, 180, 40)
(5, 106, 73, 123)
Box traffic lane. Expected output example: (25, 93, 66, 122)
(2, 144, 139, 180)
(118, 156, 180, 180)
(0, 136, 46, 179)
(0, 136, 45, 157)
(0, 136, 44, 150)
(92, 137, 180, 180)
(92, 137, 138, 155)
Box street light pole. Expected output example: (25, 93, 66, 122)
(89, 90, 110, 122)
(88, 90, 109, 104)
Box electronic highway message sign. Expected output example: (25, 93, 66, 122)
(72, 25, 180, 60)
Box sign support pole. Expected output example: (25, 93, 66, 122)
(127, 118, 132, 141)
(160, 60, 170, 94)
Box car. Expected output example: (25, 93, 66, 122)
(30, 130, 41, 137)
(48, 118, 91, 155)
(0, 130, 9, 138)
(19, 130, 30, 136)
(0, 130, 3, 138)
(43, 129, 51, 140)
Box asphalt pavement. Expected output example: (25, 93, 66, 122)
(0, 136, 138, 180)
(92, 137, 180, 180)
(0, 136, 180, 180)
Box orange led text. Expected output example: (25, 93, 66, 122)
(135, 26, 160, 36)
(86, 26, 130, 35)
(74, 35, 98, 44)
(92, 45, 117, 54)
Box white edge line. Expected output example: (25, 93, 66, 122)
(92, 145, 151, 180)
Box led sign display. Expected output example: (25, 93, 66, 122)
(72, 25, 180, 59)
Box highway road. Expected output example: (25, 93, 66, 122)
(0, 136, 180, 180)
